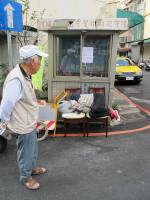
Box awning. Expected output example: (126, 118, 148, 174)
(117, 9, 144, 28)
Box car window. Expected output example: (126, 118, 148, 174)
(116, 59, 129, 66)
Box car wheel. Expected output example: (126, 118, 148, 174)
(0, 136, 7, 153)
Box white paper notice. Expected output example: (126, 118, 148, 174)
(82, 47, 93, 63)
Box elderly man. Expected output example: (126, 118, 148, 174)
(0, 45, 48, 190)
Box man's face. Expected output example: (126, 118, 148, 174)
(29, 55, 42, 74)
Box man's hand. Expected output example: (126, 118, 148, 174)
(37, 99, 47, 106)
(0, 122, 7, 136)
(0, 122, 12, 140)
(0, 121, 7, 128)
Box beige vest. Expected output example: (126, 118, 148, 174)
(3, 65, 39, 134)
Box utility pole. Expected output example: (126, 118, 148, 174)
(7, 31, 13, 69)
(4, 3, 15, 70)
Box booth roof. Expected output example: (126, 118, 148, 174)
(38, 18, 128, 32)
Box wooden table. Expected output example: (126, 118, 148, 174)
(62, 113, 86, 137)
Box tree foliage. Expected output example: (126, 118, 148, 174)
(15, 0, 45, 46)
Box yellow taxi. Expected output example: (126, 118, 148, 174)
(115, 57, 143, 83)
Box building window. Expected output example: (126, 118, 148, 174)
(55, 35, 80, 76)
(82, 35, 110, 77)
(54, 34, 110, 77)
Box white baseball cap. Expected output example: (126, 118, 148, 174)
(19, 45, 48, 59)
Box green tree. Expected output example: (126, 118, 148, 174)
(14, 0, 45, 46)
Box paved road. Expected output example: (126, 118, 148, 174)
(1, 132, 150, 200)
(116, 70, 150, 111)
(114, 70, 150, 126)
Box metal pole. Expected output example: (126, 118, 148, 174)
(7, 31, 13, 70)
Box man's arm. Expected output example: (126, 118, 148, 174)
(0, 78, 22, 122)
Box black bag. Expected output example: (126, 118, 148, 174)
(89, 93, 109, 118)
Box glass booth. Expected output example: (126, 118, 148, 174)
(38, 18, 128, 106)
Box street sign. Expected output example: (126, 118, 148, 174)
(0, 0, 23, 32)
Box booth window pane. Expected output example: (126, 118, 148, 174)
(83, 36, 110, 77)
(55, 35, 80, 76)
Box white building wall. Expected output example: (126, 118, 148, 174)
(144, 0, 150, 40)
(39, 0, 98, 19)
(29, 0, 113, 20)
(143, 0, 150, 59)
(99, 3, 118, 17)
(143, 46, 150, 60)
(131, 45, 140, 63)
